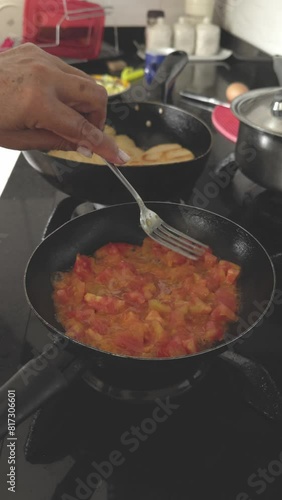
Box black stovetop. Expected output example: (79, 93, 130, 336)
(0, 59, 282, 499)
(0, 151, 282, 500)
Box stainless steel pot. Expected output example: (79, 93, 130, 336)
(231, 87, 282, 191)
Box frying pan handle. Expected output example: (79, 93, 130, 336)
(147, 50, 188, 103)
(0, 341, 89, 440)
(220, 350, 282, 421)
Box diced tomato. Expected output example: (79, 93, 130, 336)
(145, 310, 164, 323)
(157, 336, 186, 357)
(75, 307, 95, 323)
(70, 279, 85, 304)
(205, 267, 226, 291)
(203, 250, 217, 267)
(226, 266, 240, 284)
(84, 293, 125, 313)
(89, 317, 108, 335)
(144, 322, 164, 346)
(218, 260, 240, 284)
(54, 288, 69, 305)
(149, 299, 171, 314)
(188, 297, 212, 314)
(191, 283, 210, 300)
(205, 320, 224, 343)
(215, 286, 238, 311)
(96, 267, 113, 285)
(124, 290, 146, 305)
(122, 310, 139, 322)
(85, 329, 103, 344)
(52, 237, 240, 359)
(182, 337, 198, 354)
(142, 282, 157, 300)
(74, 255, 93, 280)
(114, 331, 144, 356)
(211, 303, 237, 322)
(65, 319, 85, 340)
(165, 251, 187, 266)
(145, 238, 168, 257)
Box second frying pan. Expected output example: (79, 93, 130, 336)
(23, 102, 212, 204)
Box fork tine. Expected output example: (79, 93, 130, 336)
(157, 222, 208, 249)
(150, 232, 199, 260)
(153, 229, 205, 258)
(152, 222, 207, 257)
(153, 231, 204, 257)
(151, 223, 208, 258)
(104, 160, 207, 259)
(154, 227, 204, 254)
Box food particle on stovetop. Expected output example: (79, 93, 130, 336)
(52, 237, 241, 359)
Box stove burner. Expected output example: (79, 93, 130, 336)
(82, 366, 207, 402)
(232, 169, 265, 206)
(72, 201, 106, 218)
(214, 152, 266, 206)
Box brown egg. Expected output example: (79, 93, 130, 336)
(226, 82, 249, 102)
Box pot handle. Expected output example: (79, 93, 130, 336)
(219, 350, 282, 421)
(0, 340, 89, 440)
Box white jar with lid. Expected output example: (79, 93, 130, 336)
(185, 0, 215, 19)
(195, 18, 220, 57)
(173, 17, 195, 55)
(146, 17, 172, 51)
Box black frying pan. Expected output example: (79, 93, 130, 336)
(0, 202, 276, 436)
(23, 102, 212, 204)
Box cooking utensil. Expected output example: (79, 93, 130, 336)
(105, 160, 207, 259)
(231, 86, 282, 191)
(180, 90, 229, 108)
(0, 202, 275, 436)
(180, 89, 243, 142)
(23, 101, 212, 204)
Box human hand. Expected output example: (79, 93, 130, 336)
(0, 43, 129, 164)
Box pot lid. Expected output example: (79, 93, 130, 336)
(231, 87, 282, 138)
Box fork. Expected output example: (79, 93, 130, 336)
(105, 160, 208, 260)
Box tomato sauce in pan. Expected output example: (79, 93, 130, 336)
(52, 238, 240, 358)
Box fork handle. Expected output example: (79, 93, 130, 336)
(105, 160, 146, 211)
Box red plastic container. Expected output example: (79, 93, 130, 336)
(23, 0, 105, 59)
